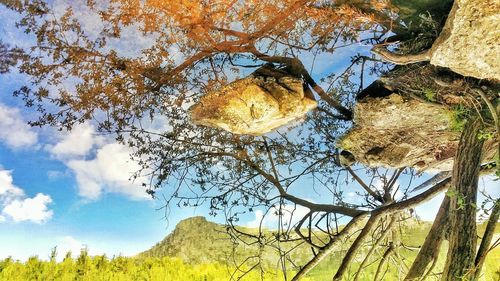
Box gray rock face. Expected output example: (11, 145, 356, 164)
(339, 93, 498, 172)
(430, 0, 500, 80)
(189, 74, 316, 135)
(339, 94, 460, 172)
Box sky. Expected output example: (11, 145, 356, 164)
(0, 1, 498, 262)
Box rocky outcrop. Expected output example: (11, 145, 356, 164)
(189, 71, 316, 135)
(339, 94, 460, 172)
(430, 0, 500, 80)
(339, 91, 498, 172)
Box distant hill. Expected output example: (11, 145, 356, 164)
(138, 216, 499, 280)
(138, 216, 433, 265)
(139, 216, 310, 268)
(139, 216, 235, 264)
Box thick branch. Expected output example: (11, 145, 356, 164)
(333, 213, 380, 280)
(292, 178, 451, 281)
(202, 151, 362, 217)
(282, 193, 363, 217)
(411, 171, 452, 192)
(332, 178, 451, 280)
(374, 243, 395, 281)
(374, 178, 451, 216)
(371, 46, 431, 65)
(346, 166, 383, 202)
(353, 216, 396, 281)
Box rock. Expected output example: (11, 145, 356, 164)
(339, 93, 461, 172)
(430, 0, 500, 80)
(189, 71, 317, 135)
(339, 92, 498, 172)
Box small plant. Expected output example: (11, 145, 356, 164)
(477, 129, 495, 140)
(422, 88, 436, 102)
(446, 189, 469, 210)
(447, 104, 469, 132)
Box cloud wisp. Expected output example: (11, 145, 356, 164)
(0, 103, 38, 149)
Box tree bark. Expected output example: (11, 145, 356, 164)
(441, 116, 484, 281)
(405, 195, 450, 281)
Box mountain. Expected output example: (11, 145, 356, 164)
(139, 216, 234, 264)
(138, 216, 499, 280)
(139, 216, 315, 268)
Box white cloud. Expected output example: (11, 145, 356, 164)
(0, 170, 25, 199)
(67, 159, 102, 199)
(67, 143, 149, 200)
(50, 123, 100, 159)
(2, 193, 53, 224)
(0, 170, 53, 224)
(46, 121, 150, 201)
(0, 103, 38, 149)
(247, 203, 310, 229)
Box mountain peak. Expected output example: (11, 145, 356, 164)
(139, 216, 228, 264)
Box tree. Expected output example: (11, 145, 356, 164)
(1, 0, 498, 280)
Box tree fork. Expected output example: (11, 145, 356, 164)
(332, 214, 380, 280)
(404, 195, 450, 280)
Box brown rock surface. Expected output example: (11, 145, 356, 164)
(189, 74, 316, 135)
(339, 94, 461, 172)
(339, 93, 498, 172)
(430, 0, 500, 80)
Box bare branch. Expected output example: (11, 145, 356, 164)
(346, 166, 383, 202)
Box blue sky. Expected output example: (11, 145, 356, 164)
(0, 1, 498, 262)
(0, 2, 223, 261)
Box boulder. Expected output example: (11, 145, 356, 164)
(339, 94, 460, 172)
(189, 71, 316, 135)
(339, 92, 498, 172)
(430, 0, 500, 80)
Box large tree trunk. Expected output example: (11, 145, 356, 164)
(405, 195, 450, 280)
(441, 117, 484, 281)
